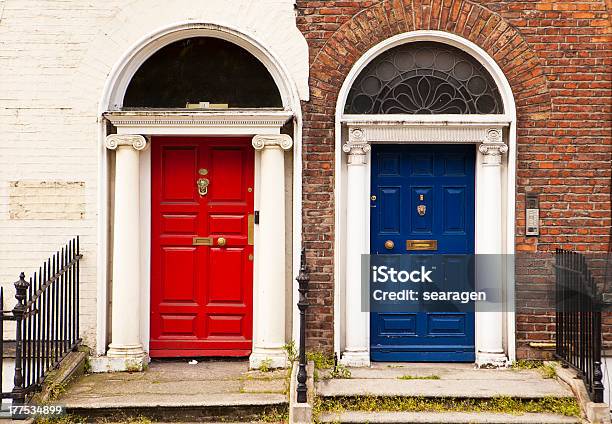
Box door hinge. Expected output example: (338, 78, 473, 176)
(254, 210, 260, 224)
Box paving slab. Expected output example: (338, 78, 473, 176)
(60, 359, 288, 409)
(317, 362, 574, 399)
(348, 362, 544, 380)
(319, 411, 581, 423)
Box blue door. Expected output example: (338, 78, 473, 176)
(370, 144, 475, 362)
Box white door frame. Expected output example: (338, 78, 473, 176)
(333, 31, 517, 365)
(104, 111, 294, 359)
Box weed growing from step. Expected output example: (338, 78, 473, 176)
(314, 396, 581, 418)
(512, 360, 559, 379)
(306, 351, 353, 379)
(512, 360, 545, 370)
(284, 340, 298, 362)
(397, 374, 441, 380)
(47, 382, 67, 401)
(35, 415, 152, 424)
(307, 351, 335, 369)
(541, 363, 557, 379)
(258, 405, 289, 422)
(329, 363, 351, 379)
(259, 358, 273, 372)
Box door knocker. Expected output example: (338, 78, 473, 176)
(197, 178, 210, 196)
(417, 204, 426, 216)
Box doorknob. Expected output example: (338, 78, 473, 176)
(197, 178, 209, 196)
(384, 240, 395, 250)
(217, 237, 227, 247)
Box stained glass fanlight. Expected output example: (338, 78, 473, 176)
(345, 42, 503, 115)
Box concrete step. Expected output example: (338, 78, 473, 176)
(314, 364, 583, 423)
(60, 360, 289, 422)
(317, 363, 575, 399)
(316, 376, 574, 399)
(65, 395, 288, 422)
(318, 411, 581, 423)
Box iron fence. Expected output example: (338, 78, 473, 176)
(555, 248, 604, 403)
(296, 248, 309, 403)
(1, 237, 82, 406)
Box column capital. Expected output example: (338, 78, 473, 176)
(105, 134, 148, 151)
(479, 129, 508, 166)
(252, 134, 293, 151)
(343, 128, 371, 165)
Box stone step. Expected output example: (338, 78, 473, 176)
(60, 360, 289, 422)
(316, 376, 574, 399)
(65, 395, 287, 422)
(318, 411, 581, 424)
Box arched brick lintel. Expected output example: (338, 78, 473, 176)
(309, 0, 552, 120)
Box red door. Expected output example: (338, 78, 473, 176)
(150, 137, 254, 357)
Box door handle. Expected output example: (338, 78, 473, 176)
(217, 237, 227, 247)
(197, 178, 209, 196)
(384, 240, 395, 250)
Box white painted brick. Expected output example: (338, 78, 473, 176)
(0, 0, 307, 353)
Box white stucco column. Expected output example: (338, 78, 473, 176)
(250, 134, 293, 369)
(476, 128, 508, 367)
(105, 134, 148, 370)
(341, 128, 371, 367)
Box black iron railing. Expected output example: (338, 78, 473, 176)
(555, 248, 604, 403)
(296, 248, 309, 403)
(1, 237, 82, 406)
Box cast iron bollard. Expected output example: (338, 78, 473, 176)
(296, 248, 309, 403)
(12, 272, 29, 406)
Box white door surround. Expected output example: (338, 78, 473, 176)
(334, 31, 517, 367)
(98, 112, 295, 371)
(95, 21, 306, 361)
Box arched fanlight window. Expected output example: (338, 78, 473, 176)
(345, 42, 503, 115)
(123, 37, 282, 109)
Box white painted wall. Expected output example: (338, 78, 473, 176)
(0, 0, 309, 351)
(603, 356, 612, 410)
(1, 359, 14, 405)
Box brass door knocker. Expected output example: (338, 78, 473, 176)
(417, 204, 426, 216)
(197, 178, 209, 196)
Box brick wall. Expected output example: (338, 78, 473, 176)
(297, 0, 612, 356)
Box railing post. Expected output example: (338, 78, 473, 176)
(12, 272, 30, 405)
(296, 248, 309, 403)
(592, 302, 604, 403)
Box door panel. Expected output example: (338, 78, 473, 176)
(370, 144, 475, 362)
(151, 137, 254, 357)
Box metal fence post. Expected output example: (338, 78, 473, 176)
(12, 272, 29, 405)
(296, 248, 309, 403)
(592, 306, 604, 403)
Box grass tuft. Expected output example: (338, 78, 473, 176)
(259, 358, 273, 372)
(314, 395, 580, 418)
(541, 363, 557, 379)
(307, 351, 335, 370)
(259, 405, 289, 422)
(512, 360, 559, 379)
(512, 360, 544, 370)
(329, 363, 351, 379)
(397, 374, 440, 380)
(284, 340, 298, 363)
